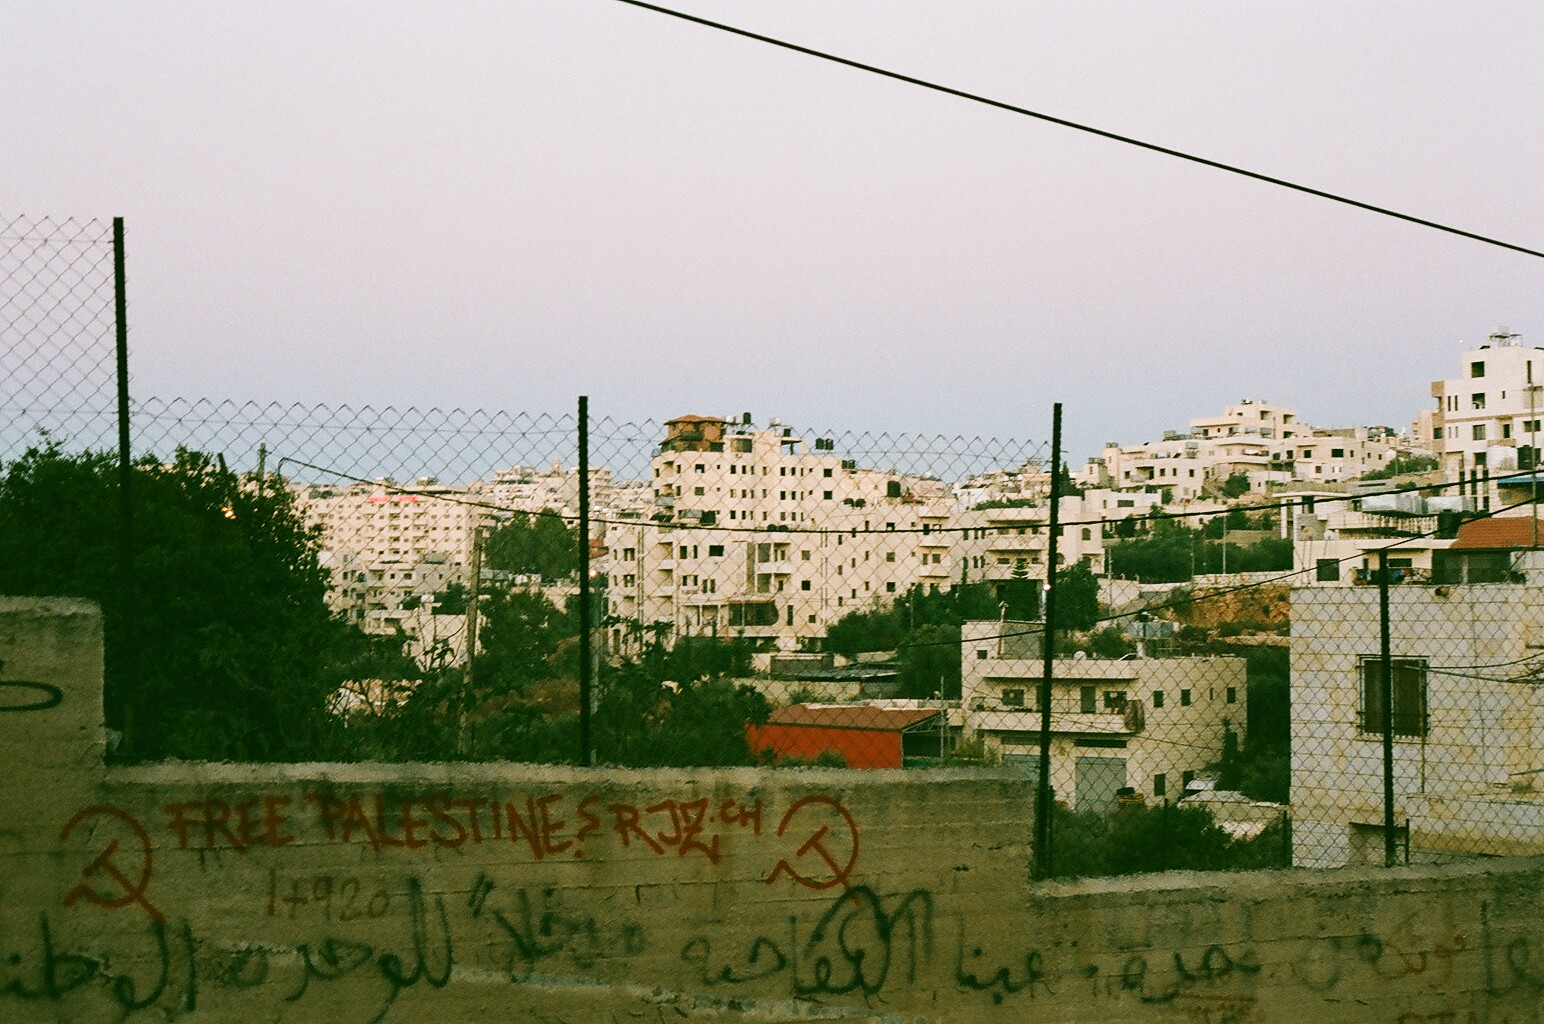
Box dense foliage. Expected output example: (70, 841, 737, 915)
(0, 444, 415, 761)
(1048, 801, 1289, 877)
(483, 510, 578, 582)
(1107, 513, 1291, 582)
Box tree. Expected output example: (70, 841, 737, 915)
(0, 443, 404, 762)
(1220, 471, 1251, 498)
(897, 623, 961, 699)
(483, 510, 578, 582)
(1108, 518, 1197, 582)
(474, 588, 576, 695)
(1054, 561, 1101, 630)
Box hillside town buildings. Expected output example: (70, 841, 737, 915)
(1078, 399, 1406, 502)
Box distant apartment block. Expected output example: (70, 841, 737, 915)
(299, 479, 485, 634)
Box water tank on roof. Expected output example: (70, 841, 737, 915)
(1487, 446, 1520, 472)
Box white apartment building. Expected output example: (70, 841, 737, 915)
(600, 416, 1105, 654)
(602, 416, 956, 652)
(954, 502, 1106, 583)
(299, 479, 486, 635)
(958, 621, 1246, 811)
(1429, 328, 1544, 488)
(1190, 399, 1302, 441)
(1291, 543, 1544, 867)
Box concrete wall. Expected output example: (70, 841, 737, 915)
(2, 596, 1544, 1023)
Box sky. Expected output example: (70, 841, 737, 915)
(6, 1, 1544, 465)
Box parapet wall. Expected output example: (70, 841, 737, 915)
(1, 596, 1541, 1023)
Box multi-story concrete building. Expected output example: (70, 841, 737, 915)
(1428, 328, 1544, 490)
(1291, 536, 1544, 867)
(600, 416, 1104, 654)
(958, 621, 1246, 812)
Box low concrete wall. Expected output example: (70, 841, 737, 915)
(1, 596, 1542, 1023)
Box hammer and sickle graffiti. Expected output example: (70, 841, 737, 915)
(765, 795, 860, 893)
(59, 805, 164, 923)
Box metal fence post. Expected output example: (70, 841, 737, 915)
(1034, 402, 1062, 879)
(578, 395, 593, 766)
(112, 216, 135, 752)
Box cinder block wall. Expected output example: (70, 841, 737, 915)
(2, 597, 1542, 1023)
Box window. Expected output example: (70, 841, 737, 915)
(1504, 421, 1513, 439)
(1180, 689, 1192, 707)
(1226, 686, 1237, 704)
(1360, 657, 1428, 737)
(976, 650, 988, 660)
(1080, 686, 1096, 713)
(1152, 690, 1165, 708)
(1473, 424, 1487, 441)
(1316, 558, 1340, 582)
(1103, 690, 1127, 711)
(708, 544, 724, 557)
(1472, 393, 1486, 410)
(694, 486, 705, 496)
(1472, 360, 1485, 378)
(823, 490, 833, 500)
(1182, 770, 1196, 790)
(823, 468, 833, 477)
(800, 580, 811, 591)
(1002, 688, 1025, 707)
(885, 582, 896, 593)
(1153, 773, 1167, 798)
(622, 547, 636, 561)
(1331, 448, 1345, 458)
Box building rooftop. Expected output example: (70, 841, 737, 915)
(1450, 517, 1544, 551)
(767, 704, 940, 733)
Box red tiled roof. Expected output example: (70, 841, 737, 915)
(665, 415, 726, 425)
(1450, 517, 1544, 550)
(767, 704, 939, 732)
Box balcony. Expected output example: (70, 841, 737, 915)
(1350, 567, 1430, 586)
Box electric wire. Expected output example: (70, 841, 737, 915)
(612, 0, 1544, 261)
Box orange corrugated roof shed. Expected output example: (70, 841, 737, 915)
(1450, 517, 1544, 550)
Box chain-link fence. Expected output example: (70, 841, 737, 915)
(4, 214, 1542, 882)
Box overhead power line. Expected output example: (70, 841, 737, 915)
(612, 0, 1544, 262)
